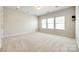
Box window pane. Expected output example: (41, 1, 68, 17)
(56, 16, 65, 30)
(56, 24, 64, 29)
(48, 18, 54, 29)
(42, 24, 46, 28)
(42, 19, 46, 28)
(48, 24, 54, 29)
(42, 19, 46, 24)
(48, 18, 54, 24)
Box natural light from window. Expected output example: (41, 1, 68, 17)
(56, 16, 65, 30)
(42, 19, 46, 28)
(48, 18, 54, 29)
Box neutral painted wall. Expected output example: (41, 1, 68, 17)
(76, 6, 79, 48)
(38, 7, 75, 38)
(0, 7, 3, 48)
(3, 7, 38, 37)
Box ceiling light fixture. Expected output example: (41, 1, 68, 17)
(16, 6, 20, 9)
(35, 6, 41, 10)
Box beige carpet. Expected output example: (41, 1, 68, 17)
(1, 32, 78, 52)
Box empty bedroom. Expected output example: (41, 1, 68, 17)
(0, 6, 79, 52)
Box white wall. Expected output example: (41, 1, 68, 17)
(76, 6, 79, 48)
(38, 7, 75, 38)
(0, 7, 3, 48)
(4, 7, 38, 37)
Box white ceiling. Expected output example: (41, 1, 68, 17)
(6, 6, 72, 16)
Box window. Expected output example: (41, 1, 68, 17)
(41, 16, 65, 30)
(42, 19, 46, 28)
(55, 16, 65, 30)
(48, 18, 54, 29)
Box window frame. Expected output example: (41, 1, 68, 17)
(55, 16, 65, 30)
(41, 18, 47, 29)
(47, 17, 54, 29)
(41, 16, 65, 31)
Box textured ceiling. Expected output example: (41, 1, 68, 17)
(6, 6, 72, 16)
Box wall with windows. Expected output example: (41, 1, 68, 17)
(38, 7, 75, 38)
